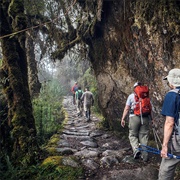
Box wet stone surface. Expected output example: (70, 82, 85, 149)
(55, 96, 160, 180)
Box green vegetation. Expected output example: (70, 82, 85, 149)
(0, 77, 84, 179)
(0, 155, 83, 180)
(38, 156, 83, 180)
(33, 79, 65, 144)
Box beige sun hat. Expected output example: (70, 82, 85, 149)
(163, 68, 180, 87)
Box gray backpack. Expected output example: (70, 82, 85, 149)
(171, 89, 180, 136)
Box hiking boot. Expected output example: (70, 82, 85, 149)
(134, 150, 141, 159)
(142, 157, 149, 162)
(141, 155, 149, 162)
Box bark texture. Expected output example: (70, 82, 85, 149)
(0, 0, 38, 164)
(26, 32, 41, 99)
(86, 0, 180, 131)
(0, 93, 10, 154)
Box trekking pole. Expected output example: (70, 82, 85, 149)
(138, 144, 180, 159)
(138, 144, 160, 155)
(148, 115, 162, 150)
(152, 127, 159, 150)
(152, 127, 162, 150)
(153, 127, 162, 146)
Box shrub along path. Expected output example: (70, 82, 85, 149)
(53, 96, 160, 179)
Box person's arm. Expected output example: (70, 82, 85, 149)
(71, 86, 74, 93)
(81, 93, 84, 101)
(121, 105, 130, 127)
(161, 116, 174, 158)
(91, 94, 94, 106)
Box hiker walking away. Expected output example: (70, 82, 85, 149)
(158, 68, 180, 180)
(71, 82, 78, 105)
(121, 82, 153, 162)
(75, 86, 84, 116)
(81, 87, 94, 121)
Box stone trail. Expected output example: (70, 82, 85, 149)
(55, 96, 159, 180)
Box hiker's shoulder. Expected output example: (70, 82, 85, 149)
(163, 91, 177, 103)
(85, 91, 93, 96)
(86, 91, 92, 94)
(128, 93, 134, 98)
(168, 89, 180, 94)
(165, 89, 179, 97)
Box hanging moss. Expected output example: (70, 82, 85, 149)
(8, 0, 24, 17)
(1, 0, 39, 164)
(134, 0, 180, 35)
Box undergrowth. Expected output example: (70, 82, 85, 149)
(0, 79, 84, 179)
(0, 155, 83, 180)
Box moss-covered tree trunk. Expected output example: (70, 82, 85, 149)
(0, 92, 10, 155)
(26, 32, 41, 99)
(0, 0, 38, 165)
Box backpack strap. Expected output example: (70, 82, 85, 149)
(176, 89, 180, 123)
(170, 89, 180, 125)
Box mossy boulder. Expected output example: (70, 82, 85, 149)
(40, 156, 84, 180)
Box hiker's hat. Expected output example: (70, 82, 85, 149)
(134, 82, 141, 88)
(163, 68, 180, 87)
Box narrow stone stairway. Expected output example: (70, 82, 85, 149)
(55, 96, 159, 180)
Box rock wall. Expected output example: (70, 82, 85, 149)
(88, 0, 180, 130)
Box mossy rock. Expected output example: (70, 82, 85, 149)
(45, 147, 59, 155)
(39, 156, 84, 180)
(47, 134, 60, 146)
(41, 156, 63, 166)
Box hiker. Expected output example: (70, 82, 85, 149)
(71, 82, 78, 105)
(121, 82, 153, 162)
(75, 86, 84, 116)
(158, 68, 180, 180)
(81, 87, 94, 121)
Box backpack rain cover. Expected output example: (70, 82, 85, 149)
(134, 85, 152, 116)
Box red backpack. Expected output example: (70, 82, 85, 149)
(134, 85, 152, 116)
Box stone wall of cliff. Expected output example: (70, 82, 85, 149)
(87, 0, 180, 131)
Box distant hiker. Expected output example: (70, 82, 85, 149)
(81, 87, 94, 121)
(71, 82, 78, 105)
(75, 86, 84, 116)
(121, 82, 153, 162)
(158, 68, 180, 180)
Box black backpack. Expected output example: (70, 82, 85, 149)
(77, 90, 83, 100)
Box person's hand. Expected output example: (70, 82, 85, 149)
(161, 145, 168, 158)
(121, 119, 125, 128)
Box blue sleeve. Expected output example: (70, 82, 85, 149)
(161, 92, 176, 118)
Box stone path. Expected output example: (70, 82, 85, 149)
(56, 96, 159, 180)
